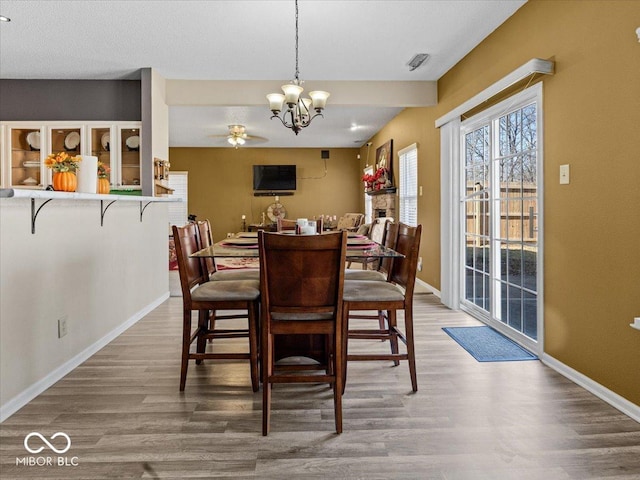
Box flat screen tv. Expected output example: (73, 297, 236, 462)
(252, 165, 296, 191)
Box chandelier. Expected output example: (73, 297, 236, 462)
(266, 0, 329, 135)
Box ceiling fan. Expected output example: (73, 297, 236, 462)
(209, 124, 267, 148)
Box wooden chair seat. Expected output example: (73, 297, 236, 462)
(343, 269, 387, 282)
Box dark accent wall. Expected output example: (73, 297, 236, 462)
(0, 80, 141, 121)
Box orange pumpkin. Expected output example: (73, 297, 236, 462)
(97, 177, 110, 194)
(53, 172, 77, 192)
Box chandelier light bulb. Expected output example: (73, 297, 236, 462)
(267, 93, 285, 113)
(309, 91, 330, 111)
(281, 84, 304, 107)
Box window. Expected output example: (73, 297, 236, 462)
(398, 144, 418, 226)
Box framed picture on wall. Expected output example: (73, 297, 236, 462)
(376, 139, 393, 184)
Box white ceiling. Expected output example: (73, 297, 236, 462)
(0, 0, 526, 148)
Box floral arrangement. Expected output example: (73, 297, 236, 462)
(97, 161, 111, 178)
(44, 152, 81, 173)
(362, 167, 391, 191)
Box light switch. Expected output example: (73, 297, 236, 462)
(560, 164, 570, 184)
(419, 186, 423, 196)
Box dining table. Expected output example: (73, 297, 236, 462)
(190, 230, 404, 364)
(191, 231, 404, 263)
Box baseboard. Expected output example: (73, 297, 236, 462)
(541, 353, 640, 424)
(415, 278, 440, 297)
(0, 292, 169, 423)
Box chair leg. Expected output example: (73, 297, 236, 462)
(248, 301, 259, 392)
(378, 309, 386, 335)
(262, 326, 272, 436)
(334, 325, 343, 434)
(207, 310, 216, 343)
(341, 304, 350, 395)
(388, 310, 400, 366)
(404, 304, 418, 392)
(179, 309, 192, 391)
(195, 310, 207, 365)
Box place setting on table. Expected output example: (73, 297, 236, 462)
(191, 224, 402, 262)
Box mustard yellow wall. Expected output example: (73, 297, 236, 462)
(169, 147, 361, 241)
(360, 108, 441, 289)
(362, 0, 640, 405)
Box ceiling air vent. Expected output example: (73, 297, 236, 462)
(407, 53, 430, 71)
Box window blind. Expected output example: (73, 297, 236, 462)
(399, 145, 418, 226)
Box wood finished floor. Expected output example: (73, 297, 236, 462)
(1, 294, 639, 479)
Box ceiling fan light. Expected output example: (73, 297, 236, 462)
(236, 137, 246, 145)
(227, 137, 236, 146)
(266, 93, 285, 113)
(281, 84, 303, 106)
(309, 90, 329, 111)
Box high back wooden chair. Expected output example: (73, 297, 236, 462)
(276, 217, 297, 232)
(345, 220, 399, 282)
(346, 217, 392, 270)
(172, 223, 260, 392)
(258, 230, 347, 435)
(336, 213, 365, 232)
(341, 223, 422, 392)
(196, 220, 259, 282)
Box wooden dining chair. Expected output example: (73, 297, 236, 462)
(276, 217, 297, 232)
(196, 220, 259, 282)
(336, 213, 365, 232)
(341, 223, 422, 392)
(346, 217, 392, 270)
(259, 230, 347, 435)
(344, 220, 398, 282)
(172, 223, 260, 392)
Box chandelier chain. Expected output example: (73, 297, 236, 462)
(294, 0, 299, 83)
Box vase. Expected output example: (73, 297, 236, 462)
(53, 172, 77, 192)
(76, 155, 98, 193)
(97, 177, 110, 194)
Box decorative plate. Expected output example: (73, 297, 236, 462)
(22, 177, 38, 185)
(223, 238, 259, 246)
(101, 133, 110, 151)
(126, 135, 140, 150)
(26, 131, 40, 150)
(347, 238, 376, 246)
(266, 203, 286, 222)
(64, 131, 81, 150)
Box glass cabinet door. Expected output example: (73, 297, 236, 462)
(9, 127, 44, 188)
(90, 127, 113, 186)
(119, 127, 141, 188)
(50, 127, 82, 156)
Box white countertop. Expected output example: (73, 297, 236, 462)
(0, 188, 180, 202)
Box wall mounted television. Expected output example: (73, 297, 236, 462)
(252, 165, 297, 191)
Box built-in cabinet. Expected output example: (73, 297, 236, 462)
(1, 121, 141, 190)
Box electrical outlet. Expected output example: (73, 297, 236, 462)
(58, 315, 68, 338)
(417, 256, 423, 272)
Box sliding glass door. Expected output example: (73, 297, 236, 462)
(461, 87, 542, 348)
